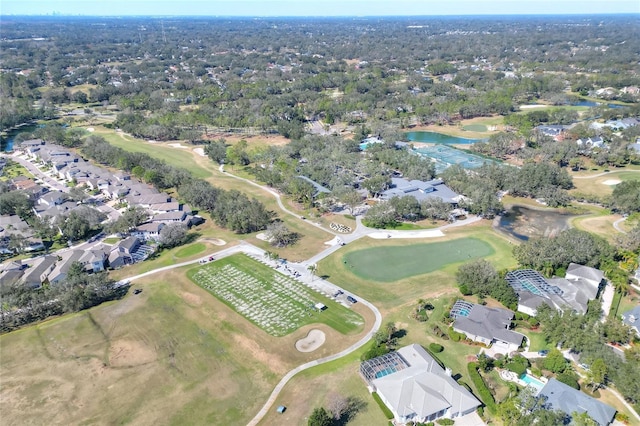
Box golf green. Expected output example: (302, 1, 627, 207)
(343, 238, 494, 282)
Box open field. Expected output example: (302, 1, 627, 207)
(571, 169, 640, 197)
(174, 242, 207, 258)
(407, 116, 503, 139)
(187, 253, 364, 336)
(320, 223, 517, 312)
(90, 126, 213, 179)
(0, 160, 33, 181)
(1, 266, 373, 425)
(344, 237, 494, 282)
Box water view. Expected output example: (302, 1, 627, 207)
(405, 131, 482, 145)
(496, 205, 581, 241)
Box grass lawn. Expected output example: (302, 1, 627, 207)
(571, 169, 640, 198)
(1, 265, 373, 426)
(174, 242, 207, 258)
(91, 126, 212, 179)
(187, 253, 364, 336)
(343, 237, 494, 282)
(462, 124, 488, 132)
(518, 328, 551, 352)
(319, 223, 517, 312)
(0, 160, 33, 181)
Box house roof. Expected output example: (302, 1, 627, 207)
(621, 305, 640, 333)
(565, 263, 604, 287)
(370, 344, 480, 420)
(381, 178, 460, 204)
(135, 222, 164, 233)
(452, 301, 523, 346)
(116, 236, 140, 252)
(538, 379, 616, 426)
(21, 255, 57, 286)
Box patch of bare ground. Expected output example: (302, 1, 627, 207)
(108, 340, 157, 367)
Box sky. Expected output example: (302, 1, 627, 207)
(1, 0, 639, 17)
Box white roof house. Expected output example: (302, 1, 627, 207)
(360, 344, 480, 424)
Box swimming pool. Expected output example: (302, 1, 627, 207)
(520, 373, 545, 390)
(375, 367, 398, 378)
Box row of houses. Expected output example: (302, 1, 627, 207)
(18, 140, 202, 240)
(0, 236, 149, 290)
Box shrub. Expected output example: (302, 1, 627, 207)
(429, 343, 444, 353)
(477, 406, 484, 418)
(448, 328, 465, 342)
(615, 413, 629, 424)
(459, 284, 472, 296)
(467, 362, 497, 414)
(436, 419, 454, 425)
(505, 361, 527, 376)
(372, 392, 394, 419)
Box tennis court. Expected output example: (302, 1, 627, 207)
(413, 145, 496, 173)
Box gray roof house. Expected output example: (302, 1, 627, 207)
(108, 237, 141, 269)
(537, 378, 616, 426)
(20, 255, 57, 289)
(621, 305, 640, 337)
(380, 178, 461, 204)
(360, 344, 480, 424)
(506, 263, 604, 316)
(451, 300, 524, 355)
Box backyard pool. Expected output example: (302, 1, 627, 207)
(375, 367, 399, 378)
(520, 373, 545, 390)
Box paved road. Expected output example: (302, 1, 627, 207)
(3, 152, 69, 193)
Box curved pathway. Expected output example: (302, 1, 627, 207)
(613, 217, 627, 234)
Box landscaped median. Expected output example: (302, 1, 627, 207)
(187, 253, 364, 336)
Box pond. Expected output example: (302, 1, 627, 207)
(496, 205, 581, 241)
(405, 131, 483, 145)
(1, 124, 38, 152)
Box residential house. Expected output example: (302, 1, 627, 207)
(380, 177, 461, 204)
(506, 263, 604, 315)
(132, 222, 165, 241)
(450, 300, 524, 355)
(151, 211, 188, 223)
(149, 202, 180, 214)
(576, 136, 605, 151)
(621, 306, 640, 338)
(536, 379, 615, 426)
(38, 191, 66, 207)
(20, 255, 57, 288)
(48, 250, 84, 284)
(108, 236, 141, 269)
(360, 344, 480, 424)
(535, 125, 569, 141)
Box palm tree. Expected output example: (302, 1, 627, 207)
(307, 264, 317, 281)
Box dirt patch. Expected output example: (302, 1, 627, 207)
(109, 340, 157, 368)
(294, 329, 326, 353)
(232, 334, 288, 375)
(181, 292, 202, 306)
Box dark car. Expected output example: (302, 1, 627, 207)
(538, 350, 549, 356)
(133, 289, 143, 295)
(346, 296, 357, 304)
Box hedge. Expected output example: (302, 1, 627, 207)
(467, 362, 497, 414)
(372, 392, 394, 419)
(429, 343, 444, 353)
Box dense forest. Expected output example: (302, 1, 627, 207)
(1, 15, 639, 137)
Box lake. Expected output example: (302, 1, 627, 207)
(405, 131, 482, 145)
(496, 205, 581, 241)
(1, 124, 38, 152)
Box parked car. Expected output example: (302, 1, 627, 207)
(346, 296, 357, 304)
(538, 350, 549, 356)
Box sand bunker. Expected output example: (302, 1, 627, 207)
(168, 143, 189, 149)
(193, 147, 206, 157)
(602, 179, 621, 186)
(295, 329, 326, 353)
(201, 237, 226, 246)
(256, 233, 271, 242)
(86, 127, 95, 132)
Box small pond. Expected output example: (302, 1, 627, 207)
(405, 131, 482, 145)
(1, 124, 39, 152)
(496, 205, 581, 241)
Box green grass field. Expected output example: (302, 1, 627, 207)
(343, 237, 495, 282)
(462, 124, 488, 132)
(187, 254, 364, 336)
(175, 242, 207, 258)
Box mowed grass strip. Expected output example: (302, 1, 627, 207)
(187, 253, 364, 336)
(343, 237, 494, 282)
(175, 242, 207, 258)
